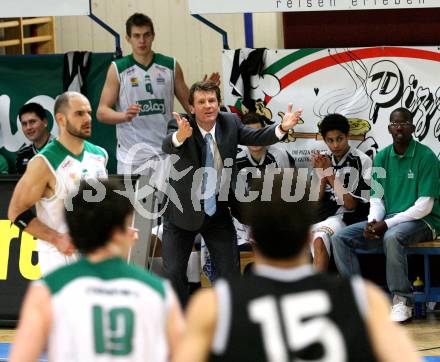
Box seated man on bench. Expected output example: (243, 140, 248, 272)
(332, 107, 440, 323)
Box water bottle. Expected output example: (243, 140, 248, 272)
(413, 277, 427, 319)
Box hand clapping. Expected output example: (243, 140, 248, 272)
(311, 150, 332, 179)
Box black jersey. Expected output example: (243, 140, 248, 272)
(232, 145, 296, 223)
(15, 135, 54, 174)
(209, 265, 378, 362)
(235, 145, 295, 174)
(15, 143, 37, 174)
(318, 147, 372, 225)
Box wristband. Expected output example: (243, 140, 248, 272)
(13, 209, 36, 231)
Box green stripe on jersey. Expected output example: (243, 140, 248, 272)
(84, 141, 107, 160)
(39, 140, 106, 171)
(154, 53, 174, 71)
(44, 257, 165, 298)
(38, 139, 70, 171)
(113, 54, 134, 74)
(114, 53, 174, 74)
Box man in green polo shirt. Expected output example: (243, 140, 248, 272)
(333, 107, 440, 323)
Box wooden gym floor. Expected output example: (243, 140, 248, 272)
(1, 316, 440, 357)
(2, 252, 440, 359)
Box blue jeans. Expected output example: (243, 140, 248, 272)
(333, 216, 433, 300)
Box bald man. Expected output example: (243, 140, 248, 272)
(8, 91, 108, 275)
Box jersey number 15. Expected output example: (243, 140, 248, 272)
(249, 291, 346, 362)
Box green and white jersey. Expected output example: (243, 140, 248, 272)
(41, 257, 173, 362)
(32, 139, 108, 253)
(114, 53, 175, 164)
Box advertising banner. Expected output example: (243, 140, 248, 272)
(222, 46, 440, 167)
(0, 53, 116, 173)
(0, 176, 39, 324)
(2, 0, 89, 17)
(190, 0, 440, 14)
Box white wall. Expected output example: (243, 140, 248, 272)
(56, 0, 284, 109)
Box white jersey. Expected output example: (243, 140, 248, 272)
(114, 53, 175, 165)
(33, 139, 108, 253)
(42, 257, 173, 362)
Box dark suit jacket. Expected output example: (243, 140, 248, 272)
(162, 112, 280, 231)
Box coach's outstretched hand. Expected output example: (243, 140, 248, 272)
(280, 103, 303, 131)
(174, 112, 193, 143)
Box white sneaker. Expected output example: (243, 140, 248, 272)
(390, 302, 412, 322)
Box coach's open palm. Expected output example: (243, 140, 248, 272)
(280, 103, 303, 130)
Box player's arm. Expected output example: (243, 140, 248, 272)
(174, 62, 191, 114)
(312, 150, 362, 210)
(166, 289, 186, 359)
(317, 176, 327, 201)
(364, 282, 422, 362)
(97, 65, 140, 125)
(8, 157, 73, 255)
(310, 152, 329, 201)
(9, 283, 52, 362)
(173, 289, 217, 362)
(325, 173, 358, 210)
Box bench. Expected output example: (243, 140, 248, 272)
(355, 240, 440, 302)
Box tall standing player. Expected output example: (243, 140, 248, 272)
(97, 13, 219, 174)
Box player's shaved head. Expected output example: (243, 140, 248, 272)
(54, 91, 88, 116)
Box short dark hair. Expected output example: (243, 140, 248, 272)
(241, 172, 314, 259)
(242, 112, 266, 128)
(18, 103, 47, 121)
(318, 113, 349, 138)
(390, 107, 413, 123)
(189, 81, 222, 106)
(126, 13, 155, 37)
(65, 179, 134, 254)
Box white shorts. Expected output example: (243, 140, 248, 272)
(310, 214, 346, 257)
(232, 217, 254, 246)
(38, 249, 77, 276)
